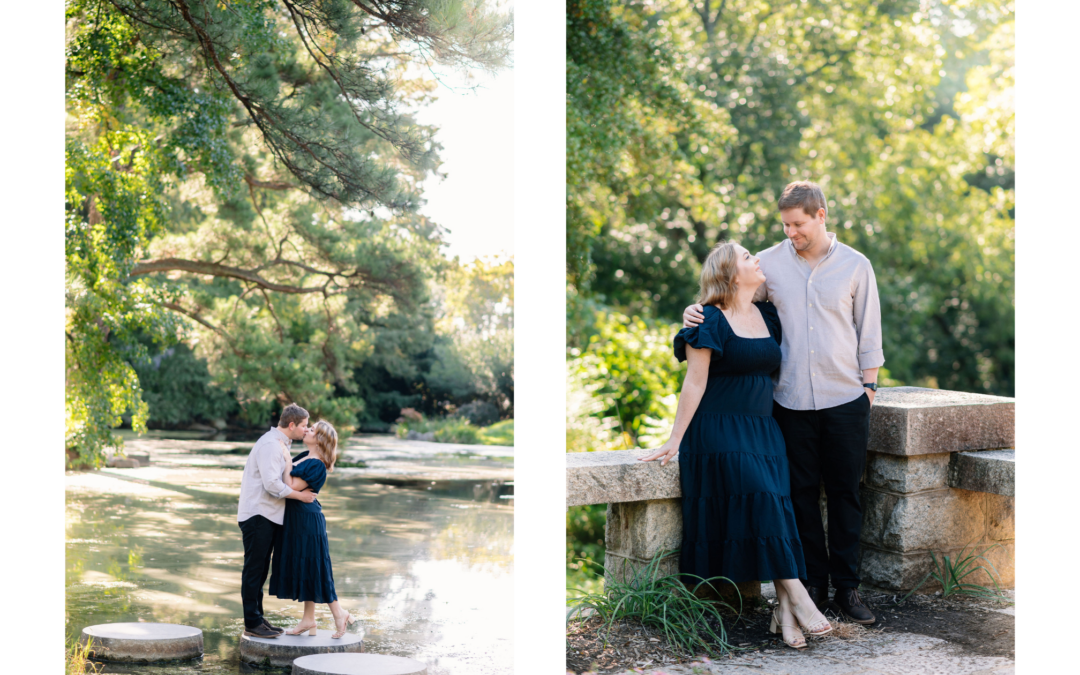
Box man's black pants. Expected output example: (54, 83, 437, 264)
(773, 393, 871, 590)
(239, 515, 280, 629)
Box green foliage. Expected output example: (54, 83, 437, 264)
(900, 542, 1012, 603)
(568, 550, 741, 658)
(66, 635, 101, 675)
(567, 309, 680, 448)
(478, 419, 514, 446)
(394, 416, 512, 446)
(65, 0, 513, 464)
(131, 342, 237, 427)
(566, 0, 1014, 450)
(566, 504, 606, 599)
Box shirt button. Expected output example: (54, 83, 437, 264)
(808, 303, 813, 308)
(810, 327, 814, 330)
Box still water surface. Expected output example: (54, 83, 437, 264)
(66, 439, 513, 674)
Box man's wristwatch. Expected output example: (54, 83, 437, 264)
(862, 382, 878, 392)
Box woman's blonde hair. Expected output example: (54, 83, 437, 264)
(311, 420, 339, 473)
(697, 241, 740, 309)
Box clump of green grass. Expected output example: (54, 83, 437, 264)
(67, 636, 102, 674)
(567, 551, 741, 658)
(900, 542, 1013, 604)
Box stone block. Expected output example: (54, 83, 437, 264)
(859, 541, 1014, 592)
(605, 499, 682, 562)
(292, 653, 425, 675)
(567, 449, 681, 507)
(240, 630, 363, 668)
(868, 387, 1014, 457)
(949, 449, 1015, 497)
(864, 452, 951, 494)
(859, 488, 899, 549)
(604, 549, 680, 586)
(80, 623, 202, 663)
(984, 493, 1015, 542)
(861, 488, 985, 553)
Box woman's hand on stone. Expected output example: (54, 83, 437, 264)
(638, 440, 679, 466)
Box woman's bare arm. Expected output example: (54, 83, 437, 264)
(638, 345, 711, 465)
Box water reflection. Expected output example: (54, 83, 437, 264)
(66, 452, 513, 674)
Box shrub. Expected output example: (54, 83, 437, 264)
(433, 418, 483, 444)
(456, 400, 501, 426)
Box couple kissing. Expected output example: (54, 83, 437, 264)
(236, 403, 356, 639)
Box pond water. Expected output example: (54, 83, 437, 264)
(66, 438, 513, 674)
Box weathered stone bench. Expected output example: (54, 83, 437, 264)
(566, 387, 1015, 594)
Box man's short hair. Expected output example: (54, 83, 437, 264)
(778, 181, 827, 217)
(279, 403, 309, 428)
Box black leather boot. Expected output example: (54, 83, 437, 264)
(834, 587, 876, 624)
(805, 584, 830, 612)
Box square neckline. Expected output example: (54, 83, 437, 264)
(710, 304, 774, 340)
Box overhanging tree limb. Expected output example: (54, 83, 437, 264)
(131, 258, 327, 294)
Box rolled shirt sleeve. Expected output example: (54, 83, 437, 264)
(853, 258, 885, 371)
(255, 439, 294, 499)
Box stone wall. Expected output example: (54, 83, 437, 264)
(566, 387, 1015, 594)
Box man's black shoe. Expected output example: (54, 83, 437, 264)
(834, 587, 875, 624)
(262, 620, 284, 634)
(805, 584, 830, 612)
(243, 623, 281, 638)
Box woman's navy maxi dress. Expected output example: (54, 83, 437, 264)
(269, 451, 338, 603)
(674, 302, 806, 583)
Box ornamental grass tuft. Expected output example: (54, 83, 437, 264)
(567, 550, 741, 658)
(900, 542, 1013, 604)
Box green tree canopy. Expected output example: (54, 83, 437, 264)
(66, 0, 513, 465)
(567, 0, 1013, 450)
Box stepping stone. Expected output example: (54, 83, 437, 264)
(79, 622, 203, 662)
(239, 629, 364, 668)
(293, 653, 427, 675)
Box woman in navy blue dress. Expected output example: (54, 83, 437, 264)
(640, 242, 831, 649)
(269, 420, 356, 638)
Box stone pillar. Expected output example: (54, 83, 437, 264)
(604, 498, 682, 584)
(856, 388, 1015, 592)
(604, 499, 760, 602)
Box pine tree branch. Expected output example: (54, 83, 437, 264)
(130, 257, 328, 294)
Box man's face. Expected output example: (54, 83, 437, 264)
(781, 207, 827, 252)
(285, 418, 310, 441)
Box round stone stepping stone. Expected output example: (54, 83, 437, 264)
(239, 629, 364, 668)
(293, 653, 426, 675)
(80, 622, 203, 662)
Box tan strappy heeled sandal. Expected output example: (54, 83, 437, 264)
(769, 607, 807, 650)
(795, 605, 833, 636)
(285, 622, 317, 636)
(332, 612, 355, 639)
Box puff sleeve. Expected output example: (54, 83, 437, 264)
(673, 306, 727, 362)
(291, 457, 326, 485)
(755, 301, 782, 347)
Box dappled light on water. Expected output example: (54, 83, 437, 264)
(66, 450, 513, 675)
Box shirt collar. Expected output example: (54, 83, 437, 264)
(270, 426, 293, 447)
(784, 231, 838, 261)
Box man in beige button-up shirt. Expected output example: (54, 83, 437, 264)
(236, 403, 317, 638)
(684, 181, 882, 624)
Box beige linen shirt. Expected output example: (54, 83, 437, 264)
(237, 427, 294, 525)
(754, 232, 885, 411)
